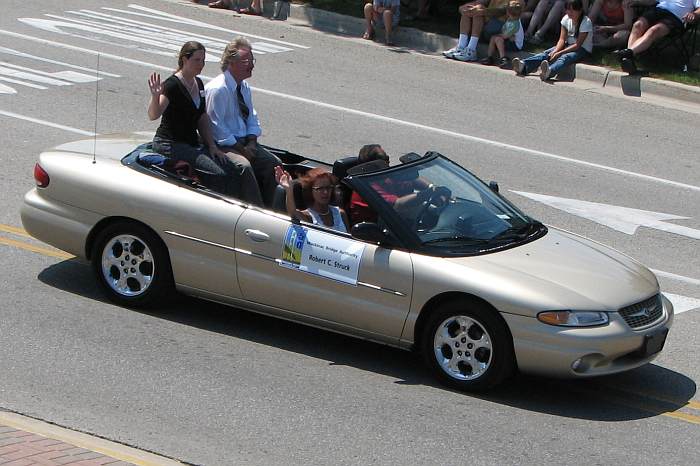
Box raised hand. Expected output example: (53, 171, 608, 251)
(274, 166, 292, 189)
(148, 72, 163, 98)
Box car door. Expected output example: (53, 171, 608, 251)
(234, 208, 413, 343)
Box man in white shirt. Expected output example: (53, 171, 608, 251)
(205, 37, 281, 206)
(615, 0, 700, 73)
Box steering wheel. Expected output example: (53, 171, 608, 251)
(415, 186, 451, 230)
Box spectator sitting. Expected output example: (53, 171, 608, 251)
(519, 0, 541, 28)
(275, 167, 350, 233)
(363, 1, 401, 45)
(527, 0, 590, 44)
(442, 0, 516, 62)
(512, 0, 592, 80)
(481, 1, 525, 66)
(615, 0, 700, 73)
(589, 0, 634, 48)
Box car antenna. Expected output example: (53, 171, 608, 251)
(92, 53, 100, 164)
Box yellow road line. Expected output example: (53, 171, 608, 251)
(0, 224, 31, 237)
(0, 411, 182, 466)
(605, 385, 700, 414)
(0, 236, 73, 259)
(663, 410, 700, 425)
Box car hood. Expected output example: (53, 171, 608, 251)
(445, 228, 658, 311)
(52, 132, 152, 161)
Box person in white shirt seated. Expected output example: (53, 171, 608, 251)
(615, 0, 700, 73)
(205, 37, 282, 206)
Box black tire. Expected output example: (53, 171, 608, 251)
(421, 299, 515, 391)
(91, 221, 174, 308)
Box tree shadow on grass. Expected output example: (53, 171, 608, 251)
(38, 258, 697, 423)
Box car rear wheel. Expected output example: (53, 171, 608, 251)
(421, 300, 514, 391)
(92, 222, 173, 307)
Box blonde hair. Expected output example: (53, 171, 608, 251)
(220, 36, 253, 72)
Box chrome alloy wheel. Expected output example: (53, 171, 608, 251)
(433, 315, 493, 380)
(100, 234, 154, 297)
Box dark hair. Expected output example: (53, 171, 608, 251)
(565, 0, 585, 38)
(300, 168, 338, 206)
(358, 144, 389, 163)
(176, 41, 205, 72)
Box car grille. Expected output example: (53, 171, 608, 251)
(619, 294, 664, 329)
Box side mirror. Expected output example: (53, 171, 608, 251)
(489, 181, 499, 193)
(351, 222, 389, 244)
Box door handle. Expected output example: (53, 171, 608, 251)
(245, 229, 270, 242)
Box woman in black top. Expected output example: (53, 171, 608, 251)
(148, 41, 261, 203)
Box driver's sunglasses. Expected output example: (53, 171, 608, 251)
(312, 185, 335, 192)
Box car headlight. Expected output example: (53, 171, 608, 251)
(537, 311, 609, 327)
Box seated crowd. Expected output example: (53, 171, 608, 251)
(362, 0, 699, 78)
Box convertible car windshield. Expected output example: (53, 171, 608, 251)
(352, 155, 546, 252)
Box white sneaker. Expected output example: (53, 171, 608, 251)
(453, 48, 477, 62)
(540, 60, 551, 81)
(442, 46, 463, 58)
(512, 57, 526, 76)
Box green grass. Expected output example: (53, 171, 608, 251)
(293, 0, 699, 86)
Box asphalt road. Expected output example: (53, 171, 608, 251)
(0, 0, 698, 464)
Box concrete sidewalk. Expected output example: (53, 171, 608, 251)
(281, 2, 700, 105)
(0, 411, 182, 466)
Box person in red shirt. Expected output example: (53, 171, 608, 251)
(349, 145, 432, 225)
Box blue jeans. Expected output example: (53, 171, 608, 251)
(522, 47, 590, 76)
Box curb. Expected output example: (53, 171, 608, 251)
(287, 3, 700, 105)
(0, 410, 184, 466)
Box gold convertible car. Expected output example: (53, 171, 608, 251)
(21, 134, 674, 391)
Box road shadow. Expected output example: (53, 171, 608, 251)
(38, 259, 697, 423)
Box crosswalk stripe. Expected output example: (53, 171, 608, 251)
(0, 62, 96, 85)
(0, 82, 17, 94)
(0, 46, 120, 77)
(251, 42, 293, 54)
(0, 65, 71, 86)
(0, 75, 47, 89)
(120, 4, 309, 49)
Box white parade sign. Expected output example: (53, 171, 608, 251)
(280, 225, 366, 285)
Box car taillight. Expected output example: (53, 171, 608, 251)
(34, 163, 49, 188)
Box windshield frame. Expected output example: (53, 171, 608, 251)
(344, 152, 547, 256)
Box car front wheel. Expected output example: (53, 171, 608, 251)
(92, 222, 173, 307)
(421, 300, 515, 391)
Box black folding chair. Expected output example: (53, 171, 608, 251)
(648, 20, 698, 70)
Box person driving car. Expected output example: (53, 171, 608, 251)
(349, 145, 449, 225)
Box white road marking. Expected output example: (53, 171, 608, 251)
(1, 28, 699, 195)
(652, 269, 700, 286)
(511, 191, 700, 239)
(0, 110, 94, 136)
(664, 293, 700, 315)
(0, 62, 99, 84)
(119, 4, 309, 48)
(0, 46, 120, 77)
(0, 81, 17, 94)
(0, 76, 47, 89)
(0, 65, 71, 86)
